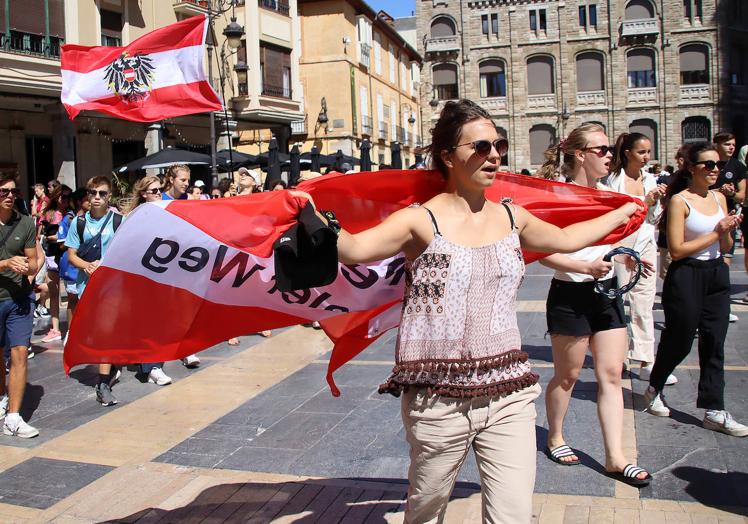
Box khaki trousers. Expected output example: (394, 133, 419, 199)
(401, 383, 541, 524)
(615, 236, 658, 364)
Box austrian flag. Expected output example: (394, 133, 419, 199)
(61, 15, 222, 122)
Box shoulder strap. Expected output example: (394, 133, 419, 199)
(76, 215, 86, 240)
(422, 207, 441, 236)
(112, 212, 122, 232)
(501, 198, 517, 231)
(675, 193, 691, 210)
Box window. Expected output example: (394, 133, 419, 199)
(390, 101, 397, 137)
(627, 48, 656, 88)
(625, 0, 655, 20)
(433, 63, 459, 100)
(482, 15, 489, 35)
(389, 45, 396, 83)
(629, 119, 658, 158)
(579, 6, 586, 27)
(400, 60, 408, 90)
(579, 4, 597, 29)
(260, 43, 292, 98)
(479, 60, 506, 98)
(373, 32, 382, 75)
(529, 9, 547, 34)
(576, 52, 604, 92)
(527, 55, 555, 95)
(590, 5, 597, 26)
(681, 116, 711, 143)
(430, 17, 456, 37)
(529, 124, 556, 165)
(491, 14, 499, 34)
(680, 44, 709, 85)
(100, 9, 122, 46)
(683, 0, 702, 21)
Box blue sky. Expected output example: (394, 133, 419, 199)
(368, 0, 416, 18)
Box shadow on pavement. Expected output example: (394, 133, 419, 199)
(671, 467, 748, 516)
(98, 478, 477, 523)
(20, 383, 43, 421)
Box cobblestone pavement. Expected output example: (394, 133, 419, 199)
(0, 252, 745, 523)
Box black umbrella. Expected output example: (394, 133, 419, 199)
(215, 149, 257, 172)
(115, 147, 211, 173)
(264, 137, 282, 190)
(256, 150, 291, 167)
(391, 142, 402, 169)
(360, 139, 372, 172)
(333, 150, 345, 172)
(288, 145, 301, 187)
(310, 146, 320, 172)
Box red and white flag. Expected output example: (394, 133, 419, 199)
(61, 15, 221, 122)
(63, 170, 646, 395)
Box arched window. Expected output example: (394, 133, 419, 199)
(627, 48, 656, 88)
(527, 56, 555, 95)
(576, 52, 604, 92)
(629, 118, 658, 158)
(430, 17, 456, 38)
(529, 124, 556, 165)
(681, 116, 711, 143)
(433, 63, 459, 100)
(625, 0, 655, 19)
(680, 44, 709, 85)
(479, 60, 506, 98)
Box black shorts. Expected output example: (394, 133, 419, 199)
(546, 278, 626, 337)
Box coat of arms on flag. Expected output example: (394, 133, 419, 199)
(104, 52, 155, 102)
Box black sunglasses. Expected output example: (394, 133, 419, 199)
(582, 145, 615, 157)
(453, 138, 509, 157)
(211, 194, 221, 199)
(144, 188, 161, 195)
(694, 160, 726, 171)
(0, 188, 21, 199)
(87, 189, 110, 198)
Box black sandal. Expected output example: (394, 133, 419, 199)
(545, 445, 581, 466)
(606, 464, 652, 487)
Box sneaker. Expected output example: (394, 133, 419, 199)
(41, 328, 62, 343)
(0, 396, 8, 418)
(34, 304, 50, 318)
(639, 364, 678, 386)
(109, 368, 121, 387)
(729, 313, 738, 323)
(148, 367, 172, 386)
(181, 354, 201, 368)
(703, 410, 748, 437)
(3, 418, 39, 438)
(644, 386, 670, 417)
(27, 348, 34, 359)
(95, 383, 118, 406)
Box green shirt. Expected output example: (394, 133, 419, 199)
(0, 211, 36, 302)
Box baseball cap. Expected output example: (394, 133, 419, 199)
(194, 180, 205, 187)
(238, 167, 261, 186)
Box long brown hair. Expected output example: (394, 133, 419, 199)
(536, 123, 605, 180)
(122, 175, 160, 215)
(608, 132, 650, 174)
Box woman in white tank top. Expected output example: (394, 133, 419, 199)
(643, 142, 747, 437)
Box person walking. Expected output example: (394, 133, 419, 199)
(56, 188, 88, 344)
(603, 133, 675, 385)
(644, 142, 747, 437)
(535, 124, 653, 487)
(301, 100, 641, 522)
(0, 172, 40, 437)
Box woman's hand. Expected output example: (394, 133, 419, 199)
(718, 183, 736, 198)
(644, 184, 667, 207)
(83, 260, 100, 276)
(619, 255, 654, 277)
(714, 212, 742, 234)
(289, 190, 316, 210)
(585, 257, 613, 279)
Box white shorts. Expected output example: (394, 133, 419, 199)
(45, 255, 59, 273)
(64, 281, 78, 296)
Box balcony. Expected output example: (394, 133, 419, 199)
(679, 85, 710, 104)
(290, 118, 307, 135)
(359, 42, 371, 69)
(378, 122, 388, 141)
(527, 94, 556, 111)
(576, 90, 606, 108)
(480, 97, 508, 113)
(262, 82, 292, 99)
(1, 32, 63, 59)
(173, 0, 209, 17)
(361, 115, 373, 136)
(258, 0, 290, 16)
(627, 87, 657, 105)
(620, 19, 659, 42)
(424, 35, 460, 56)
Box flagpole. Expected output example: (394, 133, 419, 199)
(207, 2, 219, 188)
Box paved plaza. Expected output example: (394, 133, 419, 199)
(0, 253, 746, 523)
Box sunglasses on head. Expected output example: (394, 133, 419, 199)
(582, 145, 615, 157)
(87, 189, 110, 198)
(0, 188, 21, 199)
(453, 138, 509, 157)
(144, 188, 161, 195)
(694, 160, 726, 171)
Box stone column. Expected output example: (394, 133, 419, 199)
(144, 122, 162, 177)
(216, 117, 237, 152)
(49, 103, 77, 189)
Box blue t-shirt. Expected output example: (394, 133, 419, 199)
(64, 211, 119, 296)
(162, 192, 187, 201)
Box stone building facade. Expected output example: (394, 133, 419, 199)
(416, 0, 729, 172)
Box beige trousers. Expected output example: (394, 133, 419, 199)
(615, 236, 658, 364)
(401, 383, 541, 524)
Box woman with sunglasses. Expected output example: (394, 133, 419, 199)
(536, 123, 653, 487)
(603, 133, 674, 386)
(38, 184, 72, 344)
(297, 101, 640, 522)
(644, 142, 747, 437)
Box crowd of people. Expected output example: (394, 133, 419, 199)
(0, 99, 745, 522)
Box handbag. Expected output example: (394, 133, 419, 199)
(76, 212, 114, 263)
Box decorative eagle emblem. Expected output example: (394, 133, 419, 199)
(103, 52, 155, 102)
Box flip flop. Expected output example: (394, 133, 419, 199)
(606, 464, 652, 487)
(545, 445, 581, 466)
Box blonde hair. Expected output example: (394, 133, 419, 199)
(163, 164, 190, 193)
(122, 175, 160, 215)
(536, 123, 606, 180)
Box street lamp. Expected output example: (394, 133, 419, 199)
(234, 60, 249, 85)
(223, 17, 244, 49)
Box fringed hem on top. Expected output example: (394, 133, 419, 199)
(378, 371, 540, 398)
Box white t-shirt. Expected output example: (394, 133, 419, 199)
(553, 244, 614, 283)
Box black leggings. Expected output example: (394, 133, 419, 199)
(650, 257, 729, 410)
